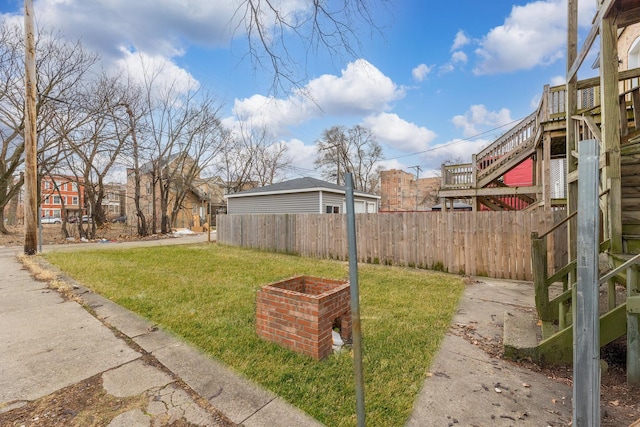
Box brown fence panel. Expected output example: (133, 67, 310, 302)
(216, 210, 566, 281)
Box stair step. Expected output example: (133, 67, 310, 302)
(623, 234, 640, 254)
(623, 224, 640, 235)
(503, 310, 539, 360)
(622, 197, 640, 209)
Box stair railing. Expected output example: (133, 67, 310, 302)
(532, 190, 611, 338)
(475, 111, 538, 180)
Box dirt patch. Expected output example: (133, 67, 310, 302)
(0, 223, 140, 247)
(0, 373, 227, 427)
(0, 223, 179, 248)
(0, 375, 147, 426)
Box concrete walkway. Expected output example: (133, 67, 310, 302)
(1, 234, 578, 426)
(407, 279, 573, 426)
(0, 234, 321, 427)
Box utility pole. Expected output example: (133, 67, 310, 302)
(409, 165, 422, 180)
(409, 166, 422, 210)
(23, 0, 38, 255)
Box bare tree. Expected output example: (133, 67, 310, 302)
(234, 0, 388, 93)
(132, 62, 230, 233)
(315, 126, 348, 185)
(214, 122, 291, 193)
(119, 96, 150, 237)
(252, 138, 289, 186)
(217, 136, 254, 194)
(165, 101, 230, 230)
(0, 22, 97, 234)
(315, 125, 382, 192)
(59, 75, 132, 239)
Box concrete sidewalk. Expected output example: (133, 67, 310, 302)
(1, 234, 579, 426)
(0, 235, 322, 427)
(407, 279, 573, 426)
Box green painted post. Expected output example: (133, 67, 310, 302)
(628, 265, 640, 385)
(532, 232, 549, 321)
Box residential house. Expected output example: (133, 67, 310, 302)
(126, 156, 226, 230)
(102, 183, 126, 219)
(40, 175, 84, 222)
(225, 177, 380, 214)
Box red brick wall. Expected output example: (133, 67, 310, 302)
(256, 276, 351, 360)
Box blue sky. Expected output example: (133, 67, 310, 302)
(0, 0, 600, 180)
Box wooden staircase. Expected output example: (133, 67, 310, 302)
(440, 111, 540, 210)
(621, 141, 640, 253)
(507, 87, 640, 383)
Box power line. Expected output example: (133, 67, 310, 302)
(382, 116, 525, 162)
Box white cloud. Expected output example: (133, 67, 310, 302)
(452, 105, 513, 137)
(304, 59, 404, 115)
(115, 49, 199, 95)
(282, 138, 318, 178)
(438, 63, 455, 75)
(473, 1, 565, 75)
(362, 112, 436, 153)
(530, 93, 542, 109)
(472, 0, 597, 75)
(550, 75, 566, 86)
(412, 63, 433, 82)
(231, 59, 405, 138)
(451, 30, 470, 51)
(424, 138, 491, 168)
(30, 0, 244, 60)
(451, 51, 467, 64)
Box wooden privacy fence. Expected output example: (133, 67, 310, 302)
(216, 211, 567, 281)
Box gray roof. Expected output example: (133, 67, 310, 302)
(226, 177, 379, 199)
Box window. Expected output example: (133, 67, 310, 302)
(72, 196, 78, 205)
(53, 196, 61, 204)
(326, 205, 340, 213)
(629, 37, 640, 69)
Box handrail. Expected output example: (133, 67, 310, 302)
(475, 112, 537, 172)
(537, 189, 609, 239)
(599, 252, 640, 285)
(539, 211, 577, 240)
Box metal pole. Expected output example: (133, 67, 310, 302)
(23, 0, 38, 255)
(38, 206, 42, 253)
(573, 139, 600, 426)
(207, 200, 211, 242)
(345, 173, 365, 426)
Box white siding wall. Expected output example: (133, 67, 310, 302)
(322, 192, 344, 213)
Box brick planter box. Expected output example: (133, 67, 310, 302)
(256, 275, 351, 360)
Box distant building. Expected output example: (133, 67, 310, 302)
(225, 177, 379, 214)
(379, 169, 440, 211)
(102, 183, 126, 219)
(40, 175, 84, 221)
(126, 156, 226, 230)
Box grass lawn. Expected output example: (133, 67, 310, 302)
(45, 243, 464, 426)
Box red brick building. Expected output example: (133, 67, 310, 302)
(40, 175, 84, 221)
